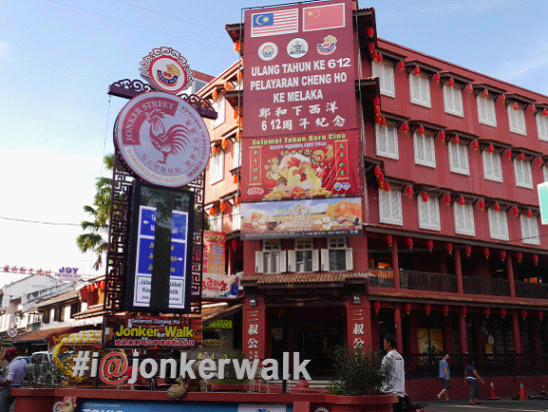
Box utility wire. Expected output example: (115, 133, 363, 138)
(0, 216, 81, 227)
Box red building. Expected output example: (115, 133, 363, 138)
(199, 2, 548, 399)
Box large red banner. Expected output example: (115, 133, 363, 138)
(243, 0, 357, 137)
(241, 129, 360, 202)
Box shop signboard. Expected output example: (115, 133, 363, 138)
(203, 231, 226, 275)
(205, 319, 233, 329)
(202, 273, 239, 299)
(103, 315, 201, 349)
(124, 181, 194, 313)
(139, 46, 195, 94)
(241, 129, 359, 202)
(243, 0, 357, 137)
(240, 197, 362, 239)
(79, 400, 292, 412)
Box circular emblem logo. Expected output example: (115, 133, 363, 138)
(258, 42, 278, 61)
(7, 328, 17, 338)
(114, 91, 210, 188)
(149, 56, 188, 93)
(287, 38, 308, 58)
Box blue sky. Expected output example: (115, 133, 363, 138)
(0, 0, 546, 286)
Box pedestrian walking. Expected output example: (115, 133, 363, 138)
(0, 348, 29, 412)
(465, 358, 484, 405)
(381, 334, 405, 412)
(437, 353, 450, 401)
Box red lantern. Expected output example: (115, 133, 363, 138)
(380, 116, 386, 127)
(444, 193, 451, 205)
(426, 240, 434, 253)
(371, 50, 378, 61)
(484, 307, 491, 318)
(531, 105, 536, 114)
(537, 157, 543, 167)
(87, 285, 91, 292)
(220, 201, 226, 212)
(209, 207, 216, 216)
(434, 73, 441, 83)
(418, 125, 425, 135)
(442, 305, 449, 317)
(519, 153, 525, 161)
(516, 252, 523, 264)
(460, 306, 467, 317)
(446, 242, 453, 256)
(501, 94, 506, 104)
(484, 247, 490, 260)
(414, 66, 421, 76)
(373, 96, 380, 108)
(366, 26, 374, 38)
(397, 60, 405, 71)
(212, 89, 218, 100)
(421, 192, 429, 202)
(479, 199, 486, 212)
(467, 84, 474, 95)
(406, 237, 413, 250)
(233, 174, 239, 184)
(500, 308, 506, 319)
(500, 250, 506, 262)
(505, 149, 512, 160)
(236, 130, 242, 140)
(236, 196, 241, 204)
(513, 102, 519, 111)
(377, 53, 383, 63)
(222, 138, 228, 150)
(405, 185, 414, 198)
(224, 81, 231, 91)
(448, 77, 454, 87)
(385, 234, 393, 248)
(494, 202, 500, 212)
(543, 108, 548, 117)
(512, 206, 519, 217)
(404, 303, 412, 315)
(526, 209, 533, 218)
(384, 181, 390, 192)
(373, 301, 381, 314)
(368, 42, 375, 53)
(538, 310, 544, 321)
(425, 304, 431, 316)
(521, 309, 527, 320)
(459, 196, 465, 205)
(100, 280, 106, 289)
(439, 131, 446, 142)
(464, 246, 472, 258)
(454, 135, 460, 144)
(234, 41, 240, 52)
(402, 122, 410, 134)
(532, 254, 539, 266)
(374, 165, 381, 178)
(488, 144, 495, 153)
(378, 173, 384, 183)
(231, 239, 239, 251)
(482, 88, 489, 98)
(472, 140, 479, 151)
(211, 145, 217, 155)
(233, 108, 239, 120)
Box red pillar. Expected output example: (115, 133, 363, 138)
(512, 312, 522, 354)
(454, 248, 464, 295)
(506, 255, 516, 298)
(391, 240, 400, 290)
(394, 304, 403, 352)
(242, 295, 266, 359)
(459, 313, 468, 353)
(345, 294, 372, 350)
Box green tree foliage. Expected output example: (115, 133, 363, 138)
(76, 154, 113, 270)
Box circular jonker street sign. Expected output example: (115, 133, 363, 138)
(114, 91, 210, 188)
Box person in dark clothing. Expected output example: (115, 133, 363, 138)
(465, 359, 484, 405)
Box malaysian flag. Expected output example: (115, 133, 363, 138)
(302, 2, 345, 32)
(250, 8, 299, 37)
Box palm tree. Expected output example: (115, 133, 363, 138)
(77, 154, 113, 270)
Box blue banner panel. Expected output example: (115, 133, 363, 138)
(79, 400, 237, 412)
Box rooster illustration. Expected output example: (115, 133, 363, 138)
(145, 108, 191, 164)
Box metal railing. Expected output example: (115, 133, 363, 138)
(462, 276, 510, 296)
(400, 270, 458, 292)
(515, 281, 548, 299)
(368, 269, 395, 287)
(404, 353, 548, 378)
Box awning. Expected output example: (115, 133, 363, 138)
(201, 303, 243, 322)
(12, 326, 76, 345)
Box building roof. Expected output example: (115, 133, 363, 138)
(201, 302, 242, 321)
(12, 326, 76, 343)
(36, 290, 79, 308)
(242, 272, 368, 286)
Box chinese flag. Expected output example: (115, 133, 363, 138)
(303, 3, 345, 32)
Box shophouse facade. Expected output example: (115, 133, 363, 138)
(198, 1, 548, 397)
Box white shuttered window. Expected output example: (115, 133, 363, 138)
(372, 61, 395, 97)
(211, 98, 225, 129)
(413, 132, 436, 168)
(379, 187, 402, 225)
(521, 215, 540, 245)
(488, 208, 509, 241)
(209, 152, 224, 184)
(375, 123, 399, 159)
(513, 159, 533, 189)
(320, 238, 353, 272)
(409, 74, 431, 107)
(536, 114, 548, 141)
(255, 240, 286, 274)
(448, 141, 469, 175)
(454, 203, 475, 236)
(232, 205, 241, 231)
(233, 139, 241, 168)
(418, 195, 440, 231)
(443, 85, 463, 116)
(482, 151, 503, 182)
(507, 104, 526, 135)
(477, 96, 497, 127)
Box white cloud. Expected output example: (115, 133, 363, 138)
(0, 40, 14, 62)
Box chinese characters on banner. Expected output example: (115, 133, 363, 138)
(246, 308, 261, 359)
(350, 307, 366, 349)
(241, 130, 359, 201)
(244, 1, 357, 137)
(201, 231, 240, 299)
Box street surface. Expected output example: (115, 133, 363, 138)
(422, 399, 548, 412)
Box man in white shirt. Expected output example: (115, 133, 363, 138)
(381, 334, 405, 412)
(0, 348, 28, 412)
